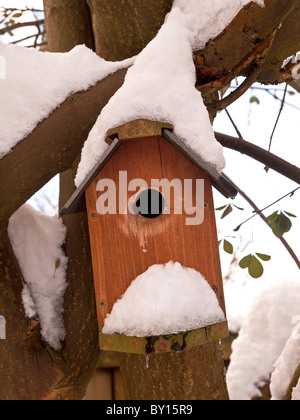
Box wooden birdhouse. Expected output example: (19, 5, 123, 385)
(61, 120, 237, 355)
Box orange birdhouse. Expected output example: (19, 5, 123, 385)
(61, 120, 237, 354)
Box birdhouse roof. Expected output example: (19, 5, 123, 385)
(60, 127, 237, 216)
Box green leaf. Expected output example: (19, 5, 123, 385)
(216, 205, 227, 211)
(283, 211, 297, 218)
(239, 254, 252, 269)
(12, 12, 23, 18)
(223, 239, 234, 255)
(232, 204, 244, 211)
(53, 259, 61, 278)
(221, 204, 233, 219)
(267, 211, 279, 224)
(55, 259, 61, 270)
(256, 253, 271, 262)
(248, 256, 264, 278)
(267, 211, 292, 238)
(250, 96, 260, 105)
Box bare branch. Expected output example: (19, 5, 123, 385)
(207, 61, 263, 113)
(268, 83, 288, 152)
(215, 132, 300, 185)
(234, 186, 300, 231)
(223, 175, 300, 270)
(0, 19, 44, 36)
(0, 68, 128, 222)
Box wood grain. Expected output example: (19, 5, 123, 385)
(85, 136, 225, 330)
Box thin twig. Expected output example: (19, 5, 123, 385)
(268, 83, 288, 152)
(207, 61, 262, 113)
(0, 19, 44, 36)
(233, 186, 300, 231)
(225, 109, 244, 139)
(222, 174, 300, 270)
(9, 33, 37, 44)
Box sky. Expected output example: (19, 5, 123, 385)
(0, 0, 43, 46)
(213, 83, 300, 282)
(1, 0, 300, 326)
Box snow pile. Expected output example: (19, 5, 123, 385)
(102, 261, 225, 337)
(292, 379, 300, 400)
(75, 0, 264, 186)
(226, 278, 300, 400)
(8, 204, 68, 350)
(0, 42, 133, 158)
(270, 319, 300, 400)
(224, 275, 264, 334)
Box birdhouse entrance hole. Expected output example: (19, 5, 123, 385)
(133, 189, 165, 219)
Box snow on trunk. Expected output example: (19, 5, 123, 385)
(8, 204, 68, 350)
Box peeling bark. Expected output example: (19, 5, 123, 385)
(195, 0, 300, 89)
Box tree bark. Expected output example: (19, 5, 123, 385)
(195, 0, 300, 89)
(120, 342, 229, 400)
(43, 0, 94, 52)
(86, 0, 172, 60)
(0, 227, 63, 399)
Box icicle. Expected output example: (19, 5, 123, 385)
(145, 354, 150, 369)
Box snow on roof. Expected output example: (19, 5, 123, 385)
(75, 0, 264, 186)
(102, 261, 225, 337)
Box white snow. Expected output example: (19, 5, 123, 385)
(0, 42, 133, 158)
(224, 273, 264, 334)
(226, 277, 300, 400)
(292, 379, 300, 401)
(8, 204, 68, 350)
(75, 0, 264, 186)
(270, 319, 300, 400)
(102, 261, 225, 337)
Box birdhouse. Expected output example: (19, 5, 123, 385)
(61, 120, 237, 355)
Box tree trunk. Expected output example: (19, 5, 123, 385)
(86, 0, 172, 60)
(120, 342, 229, 400)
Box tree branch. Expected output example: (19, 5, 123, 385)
(223, 175, 300, 270)
(207, 62, 262, 113)
(0, 19, 44, 36)
(195, 0, 299, 90)
(206, 29, 277, 113)
(215, 132, 300, 185)
(0, 68, 128, 223)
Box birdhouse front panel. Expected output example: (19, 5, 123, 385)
(85, 135, 225, 331)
